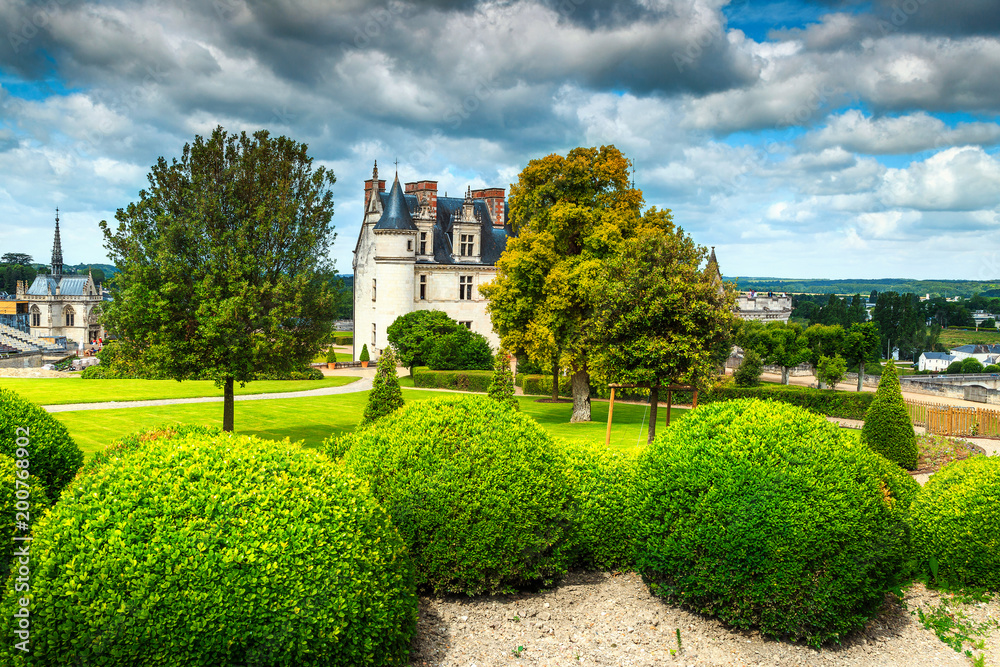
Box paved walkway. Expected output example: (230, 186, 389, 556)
(43, 377, 372, 413)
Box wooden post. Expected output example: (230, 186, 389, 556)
(666, 390, 672, 427)
(604, 387, 616, 447)
(693, 389, 698, 409)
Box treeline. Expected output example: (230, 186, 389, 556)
(727, 276, 1000, 298)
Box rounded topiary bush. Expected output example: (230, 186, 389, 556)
(78, 423, 223, 477)
(632, 398, 920, 646)
(0, 388, 83, 499)
(327, 395, 573, 595)
(562, 442, 635, 571)
(0, 433, 416, 666)
(909, 455, 1000, 590)
(861, 361, 918, 470)
(1, 453, 50, 580)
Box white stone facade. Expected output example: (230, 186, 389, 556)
(352, 164, 509, 360)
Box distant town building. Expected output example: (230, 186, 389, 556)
(14, 211, 104, 348)
(918, 351, 955, 373)
(352, 162, 511, 359)
(949, 344, 1000, 365)
(702, 248, 793, 324)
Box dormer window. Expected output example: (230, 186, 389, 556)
(460, 234, 475, 256)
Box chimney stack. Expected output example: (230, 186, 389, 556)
(406, 180, 438, 219)
(471, 188, 506, 227)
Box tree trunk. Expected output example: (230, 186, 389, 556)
(551, 359, 559, 401)
(647, 386, 658, 444)
(857, 361, 865, 392)
(223, 377, 234, 432)
(781, 366, 790, 385)
(569, 369, 591, 423)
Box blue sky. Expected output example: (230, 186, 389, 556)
(0, 0, 998, 282)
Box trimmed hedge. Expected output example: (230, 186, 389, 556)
(909, 456, 1000, 590)
(632, 399, 919, 647)
(861, 362, 918, 470)
(333, 333, 354, 346)
(78, 423, 222, 477)
(0, 388, 83, 500)
(562, 442, 635, 571)
(699, 383, 876, 420)
(412, 366, 492, 393)
(520, 373, 572, 397)
(1, 454, 50, 580)
(327, 396, 573, 595)
(0, 433, 417, 666)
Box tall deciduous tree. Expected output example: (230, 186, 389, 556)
(843, 322, 881, 391)
(590, 218, 737, 442)
(481, 146, 643, 422)
(101, 127, 337, 432)
(760, 322, 810, 384)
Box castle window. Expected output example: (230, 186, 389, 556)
(31, 307, 40, 327)
(460, 234, 474, 256)
(372, 323, 376, 346)
(64, 307, 75, 327)
(372, 279, 376, 302)
(407, 239, 413, 252)
(459, 275, 473, 300)
(419, 275, 427, 300)
(460, 321, 472, 329)
(420, 232, 427, 254)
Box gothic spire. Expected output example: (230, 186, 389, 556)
(51, 208, 63, 276)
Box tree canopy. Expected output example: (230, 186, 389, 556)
(100, 127, 338, 431)
(481, 145, 644, 422)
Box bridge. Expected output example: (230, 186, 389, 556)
(901, 374, 1000, 404)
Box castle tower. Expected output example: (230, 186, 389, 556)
(51, 208, 64, 276)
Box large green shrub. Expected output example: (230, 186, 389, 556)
(909, 456, 1000, 590)
(698, 382, 875, 420)
(960, 357, 985, 374)
(364, 346, 404, 422)
(487, 352, 519, 410)
(632, 399, 919, 647)
(0, 453, 50, 581)
(411, 366, 492, 392)
(426, 327, 493, 371)
(985, 364, 1000, 373)
(733, 349, 763, 387)
(0, 433, 416, 666)
(562, 442, 635, 571)
(0, 388, 83, 499)
(327, 396, 573, 595)
(78, 423, 222, 477)
(861, 361, 918, 469)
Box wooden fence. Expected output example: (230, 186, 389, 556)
(906, 399, 1000, 438)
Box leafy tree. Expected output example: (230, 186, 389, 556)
(819, 294, 847, 326)
(861, 361, 917, 470)
(759, 322, 810, 385)
(981, 318, 997, 329)
(363, 346, 403, 422)
(843, 322, 882, 391)
(804, 324, 845, 366)
(386, 310, 462, 372)
(426, 327, 493, 371)
(0, 263, 36, 295)
(816, 355, 847, 389)
(984, 364, 1000, 373)
(100, 127, 337, 432)
(946, 360, 963, 374)
(847, 294, 867, 325)
(481, 145, 644, 423)
(960, 357, 985, 374)
(0, 253, 32, 266)
(733, 348, 763, 387)
(487, 352, 519, 410)
(590, 220, 737, 442)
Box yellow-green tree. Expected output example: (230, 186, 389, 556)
(481, 146, 643, 422)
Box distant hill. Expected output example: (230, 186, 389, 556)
(722, 277, 1000, 298)
(65, 263, 119, 277)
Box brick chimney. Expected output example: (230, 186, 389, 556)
(364, 160, 386, 211)
(471, 187, 505, 227)
(406, 180, 438, 219)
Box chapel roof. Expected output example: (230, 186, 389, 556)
(25, 275, 90, 296)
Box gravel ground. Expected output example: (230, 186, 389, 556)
(411, 572, 1000, 667)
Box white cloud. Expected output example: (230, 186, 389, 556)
(803, 110, 1000, 154)
(879, 146, 1000, 211)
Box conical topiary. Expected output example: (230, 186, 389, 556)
(359, 344, 370, 362)
(861, 361, 918, 469)
(364, 346, 404, 423)
(487, 352, 519, 410)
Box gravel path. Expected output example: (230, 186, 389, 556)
(41, 377, 371, 413)
(411, 572, 999, 666)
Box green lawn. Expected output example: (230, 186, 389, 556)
(939, 328, 1000, 348)
(0, 376, 359, 405)
(54, 389, 685, 460)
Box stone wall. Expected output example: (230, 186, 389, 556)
(899, 378, 1000, 406)
(844, 372, 881, 388)
(0, 352, 44, 368)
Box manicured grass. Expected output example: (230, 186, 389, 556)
(0, 376, 359, 405)
(54, 389, 685, 460)
(939, 328, 1000, 348)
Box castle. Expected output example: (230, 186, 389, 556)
(15, 211, 104, 347)
(352, 162, 511, 360)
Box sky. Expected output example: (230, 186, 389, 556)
(0, 0, 998, 281)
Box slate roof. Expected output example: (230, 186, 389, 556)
(921, 352, 954, 361)
(374, 176, 417, 231)
(952, 344, 1000, 355)
(375, 189, 513, 266)
(25, 275, 90, 296)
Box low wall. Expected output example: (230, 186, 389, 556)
(900, 378, 1000, 406)
(844, 372, 881, 388)
(0, 352, 44, 368)
(762, 363, 814, 377)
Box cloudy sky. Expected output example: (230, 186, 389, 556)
(0, 0, 998, 281)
